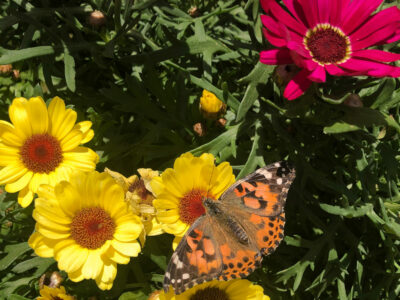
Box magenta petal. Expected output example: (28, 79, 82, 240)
(308, 65, 326, 82)
(341, 0, 384, 34)
(350, 6, 400, 44)
(352, 49, 400, 62)
(340, 58, 400, 77)
(352, 25, 400, 50)
(317, 0, 330, 23)
(260, 49, 293, 65)
(325, 64, 348, 76)
(260, 15, 282, 36)
(262, 28, 287, 47)
(329, 0, 349, 25)
(282, 0, 309, 26)
(283, 69, 313, 100)
(299, 0, 319, 27)
(261, 0, 308, 36)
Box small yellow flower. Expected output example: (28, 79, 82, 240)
(151, 152, 235, 249)
(158, 279, 270, 300)
(105, 167, 163, 237)
(37, 285, 75, 300)
(28, 171, 143, 290)
(199, 90, 226, 119)
(0, 96, 99, 207)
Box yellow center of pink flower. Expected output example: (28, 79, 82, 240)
(304, 24, 351, 65)
(179, 189, 215, 225)
(190, 287, 229, 300)
(20, 134, 63, 173)
(70, 207, 115, 249)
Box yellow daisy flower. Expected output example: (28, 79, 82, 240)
(105, 167, 163, 237)
(151, 152, 235, 249)
(37, 285, 75, 300)
(158, 279, 270, 300)
(199, 90, 226, 119)
(28, 171, 143, 290)
(0, 96, 99, 207)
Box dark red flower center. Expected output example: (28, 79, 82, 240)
(20, 134, 63, 173)
(190, 287, 229, 300)
(305, 25, 350, 65)
(179, 189, 214, 225)
(70, 207, 115, 249)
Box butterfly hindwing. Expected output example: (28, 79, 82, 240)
(164, 214, 262, 294)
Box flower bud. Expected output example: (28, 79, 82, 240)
(199, 90, 226, 120)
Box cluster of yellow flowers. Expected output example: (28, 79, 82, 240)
(0, 94, 269, 299)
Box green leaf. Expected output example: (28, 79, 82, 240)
(320, 203, 373, 218)
(64, 46, 76, 92)
(0, 243, 31, 271)
(119, 290, 148, 300)
(236, 62, 274, 122)
(0, 46, 55, 64)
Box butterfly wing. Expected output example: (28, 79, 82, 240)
(219, 161, 295, 255)
(163, 214, 262, 294)
(219, 161, 295, 217)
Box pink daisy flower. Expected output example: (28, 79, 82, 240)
(260, 0, 400, 100)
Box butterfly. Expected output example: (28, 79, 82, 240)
(163, 161, 296, 294)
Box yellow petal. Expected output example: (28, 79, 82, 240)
(18, 186, 34, 207)
(9, 97, 31, 139)
(160, 169, 185, 198)
(28, 231, 56, 257)
(157, 209, 180, 224)
(68, 268, 84, 282)
(48, 97, 77, 140)
(114, 218, 143, 242)
(60, 129, 83, 152)
(35, 201, 70, 224)
(56, 243, 88, 274)
(81, 129, 94, 144)
(0, 163, 27, 185)
(36, 223, 70, 239)
(5, 171, 33, 193)
(172, 236, 183, 250)
(153, 198, 179, 209)
(0, 144, 20, 166)
(162, 221, 188, 236)
(55, 181, 81, 217)
(211, 162, 235, 197)
(28, 97, 49, 134)
(37, 184, 56, 199)
(104, 247, 130, 264)
(111, 240, 141, 257)
(96, 260, 117, 288)
(73, 121, 94, 143)
(62, 147, 98, 171)
(33, 209, 70, 232)
(81, 249, 104, 279)
(29, 173, 49, 193)
(1, 130, 23, 147)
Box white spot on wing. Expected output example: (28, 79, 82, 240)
(182, 273, 190, 280)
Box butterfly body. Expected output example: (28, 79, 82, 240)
(164, 162, 296, 294)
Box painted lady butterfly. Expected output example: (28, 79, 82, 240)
(163, 161, 296, 294)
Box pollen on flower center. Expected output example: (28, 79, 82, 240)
(179, 189, 213, 225)
(190, 287, 229, 300)
(20, 134, 63, 173)
(304, 24, 351, 65)
(70, 207, 115, 249)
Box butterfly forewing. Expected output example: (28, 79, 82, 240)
(219, 162, 295, 217)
